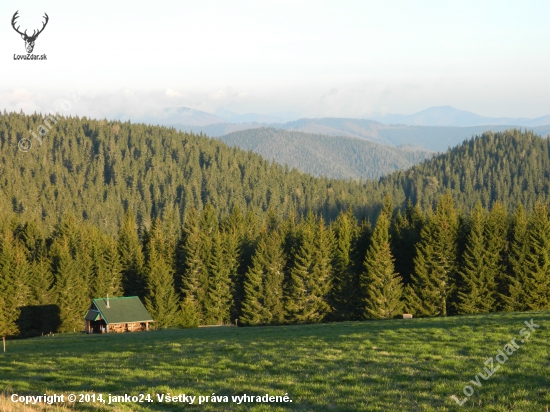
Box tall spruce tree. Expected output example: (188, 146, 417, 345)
(52, 240, 89, 333)
(118, 210, 145, 297)
(457, 202, 496, 313)
(285, 211, 332, 323)
(179, 207, 207, 324)
(18, 221, 54, 306)
(392, 201, 423, 286)
(502, 204, 530, 311)
(351, 217, 372, 319)
(241, 227, 286, 325)
(144, 220, 180, 328)
(407, 193, 458, 316)
(523, 202, 550, 310)
(204, 231, 233, 325)
(361, 212, 403, 319)
(221, 206, 244, 320)
(0, 231, 32, 336)
(330, 208, 357, 320)
(485, 202, 509, 310)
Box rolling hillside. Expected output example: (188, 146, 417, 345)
(372, 128, 550, 212)
(0, 112, 372, 235)
(1, 112, 550, 235)
(218, 127, 434, 180)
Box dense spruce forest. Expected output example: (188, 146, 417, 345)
(1, 111, 550, 336)
(0, 112, 373, 236)
(218, 127, 433, 180)
(2, 112, 550, 233)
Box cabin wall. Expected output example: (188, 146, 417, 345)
(107, 322, 147, 333)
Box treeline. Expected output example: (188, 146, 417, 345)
(1, 193, 549, 336)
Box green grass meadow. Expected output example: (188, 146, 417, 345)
(1, 311, 549, 411)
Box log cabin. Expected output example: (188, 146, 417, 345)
(84, 296, 153, 334)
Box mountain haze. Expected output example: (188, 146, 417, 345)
(218, 127, 434, 180)
(372, 105, 550, 127)
(177, 118, 550, 152)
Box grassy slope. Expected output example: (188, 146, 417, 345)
(0, 312, 548, 412)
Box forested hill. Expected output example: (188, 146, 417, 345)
(377, 129, 550, 212)
(1, 112, 549, 236)
(0, 112, 371, 234)
(218, 127, 433, 180)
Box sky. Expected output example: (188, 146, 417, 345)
(1, 0, 549, 121)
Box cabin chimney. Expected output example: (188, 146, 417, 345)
(106, 293, 110, 308)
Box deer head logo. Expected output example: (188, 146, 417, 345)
(11, 11, 49, 54)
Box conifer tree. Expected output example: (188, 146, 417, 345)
(262, 233, 286, 325)
(285, 211, 332, 323)
(241, 230, 285, 325)
(102, 236, 123, 297)
(407, 193, 458, 316)
(144, 220, 180, 328)
(523, 202, 550, 310)
(240, 247, 267, 325)
(312, 217, 334, 316)
(457, 202, 496, 313)
(330, 209, 357, 320)
(485, 202, 509, 309)
(0, 292, 8, 338)
(204, 231, 233, 325)
(179, 208, 207, 324)
(381, 194, 394, 220)
(221, 206, 244, 319)
(502, 204, 530, 311)
(392, 200, 423, 286)
(361, 212, 403, 319)
(0, 231, 32, 336)
(240, 208, 261, 274)
(160, 206, 181, 268)
(351, 217, 372, 319)
(18, 221, 54, 305)
(28, 251, 54, 306)
(52, 240, 89, 332)
(118, 210, 145, 297)
(179, 295, 200, 328)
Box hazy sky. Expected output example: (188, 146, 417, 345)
(1, 0, 549, 120)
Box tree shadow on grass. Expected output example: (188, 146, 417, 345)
(17, 305, 61, 338)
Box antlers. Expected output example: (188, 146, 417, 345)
(11, 11, 49, 40)
(33, 13, 49, 39)
(11, 11, 25, 37)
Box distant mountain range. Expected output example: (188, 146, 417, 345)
(133, 105, 550, 153)
(218, 128, 434, 180)
(136, 107, 225, 127)
(178, 119, 550, 152)
(370, 106, 550, 127)
(146, 105, 550, 128)
(214, 108, 287, 124)
(133, 107, 289, 127)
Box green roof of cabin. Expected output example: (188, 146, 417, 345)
(84, 296, 154, 324)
